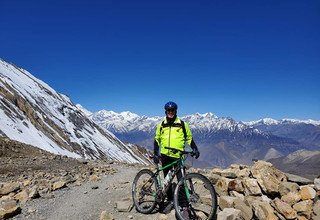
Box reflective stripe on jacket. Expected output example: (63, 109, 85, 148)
(154, 117, 192, 158)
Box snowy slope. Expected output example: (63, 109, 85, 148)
(0, 59, 149, 164)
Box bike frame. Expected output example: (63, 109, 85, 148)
(133, 149, 217, 219)
(154, 156, 191, 201)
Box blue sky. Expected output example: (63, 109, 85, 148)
(1, 0, 319, 121)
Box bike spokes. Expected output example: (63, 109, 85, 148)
(132, 169, 158, 214)
(174, 173, 217, 220)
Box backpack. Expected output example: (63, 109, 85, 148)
(159, 120, 187, 140)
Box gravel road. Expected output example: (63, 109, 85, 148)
(12, 164, 174, 220)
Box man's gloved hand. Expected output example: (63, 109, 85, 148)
(192, 148, 200, 159)
(153, 155, 160, 164)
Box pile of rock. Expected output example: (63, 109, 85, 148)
(199, 160, 320, 220)
(0, 158, 116, 219)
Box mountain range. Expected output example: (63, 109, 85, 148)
(89, 110, 320, 168)
(1, 58, 319, 170)
(245, 118, 320, 149)
(0, 59, 151, 165)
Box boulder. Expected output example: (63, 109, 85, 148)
(229, 191, 244, 200)
(251, 199, 278, 220)
(208, 173, 221, 184)
(219, 196, 236, 209)
(0, 182, 20, 196)
(52, 181, 67, 191)
(236, 168, 251, 178)
(228, 179, 244, 193)
(0, 199, 21, 219)
(215, 177, 232, 196)
(217, 208, 241, 220)
(28, 185, 40, 199)
(233, 198, 253, 220)
(242, 178, 262, 196)
(14, 189, 29, 204)
(299, 186, 316, 200)
(286, 173, 313, 185)
(293, 200, 313, 219)
(211, 168, 223, 176)
(251, 160, 286, 196)
(273, 198, 297, 219)
(279, 182, 299, 197)
(281, 192, 301, 206)
(220, 168, 238, 179)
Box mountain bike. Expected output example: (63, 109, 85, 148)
(132, 147, 218, 220)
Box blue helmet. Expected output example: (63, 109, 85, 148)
(164, 101, 178, 110)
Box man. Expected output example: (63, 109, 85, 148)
(153, 101, 200, 214)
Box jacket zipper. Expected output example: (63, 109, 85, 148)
(168, 126, 171, 149)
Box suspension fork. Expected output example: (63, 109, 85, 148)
(181, 165, 191, 201)
(154, 164, 164, 201)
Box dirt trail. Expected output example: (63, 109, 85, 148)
(12, 164, 173, 220)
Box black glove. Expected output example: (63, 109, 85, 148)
(153, 155, 160, 164)
(192, 148, 200, 159)
(190, 139, 200, 159)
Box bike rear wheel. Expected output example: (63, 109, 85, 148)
(132, 169, 158, 214)
(174, 173, 217, 220)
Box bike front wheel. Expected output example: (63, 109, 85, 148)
(132, 169, 158, 214)
(174, 173, 217, 220)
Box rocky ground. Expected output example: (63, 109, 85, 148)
(1, 137, 320, 219)
(0, 138, 174, 220)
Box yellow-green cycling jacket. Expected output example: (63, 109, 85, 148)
(154, 117, 193, 158)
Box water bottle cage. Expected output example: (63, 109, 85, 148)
(163, 169, 174, 188)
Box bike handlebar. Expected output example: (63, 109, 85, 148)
(151, 147, 195, 166)
(164, 147, 196, 157)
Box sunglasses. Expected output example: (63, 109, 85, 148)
(166, 109, 176, 112)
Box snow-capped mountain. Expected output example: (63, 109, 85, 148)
(90, 110, 311, 167)
(244, 118, 320, 126)
(90, 110, 259, 134)
(0, 59, 150, 164)
(90, 110, 162, 133)
(244, 118, 320, 149)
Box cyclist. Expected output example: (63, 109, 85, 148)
(153, 101, 200, 214)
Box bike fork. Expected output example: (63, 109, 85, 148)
(181, 168, 191, 201)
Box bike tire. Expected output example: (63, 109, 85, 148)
(132, 169, 158, 214)
(174, 173, 218, 220)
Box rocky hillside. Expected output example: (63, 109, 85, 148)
(0, 59, 151, 164)
(0, 137, 119, 219)
(268, 150, 320, 180)
(1, 138, 319, 219)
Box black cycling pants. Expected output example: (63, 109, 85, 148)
(161, 154, 182, 201)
